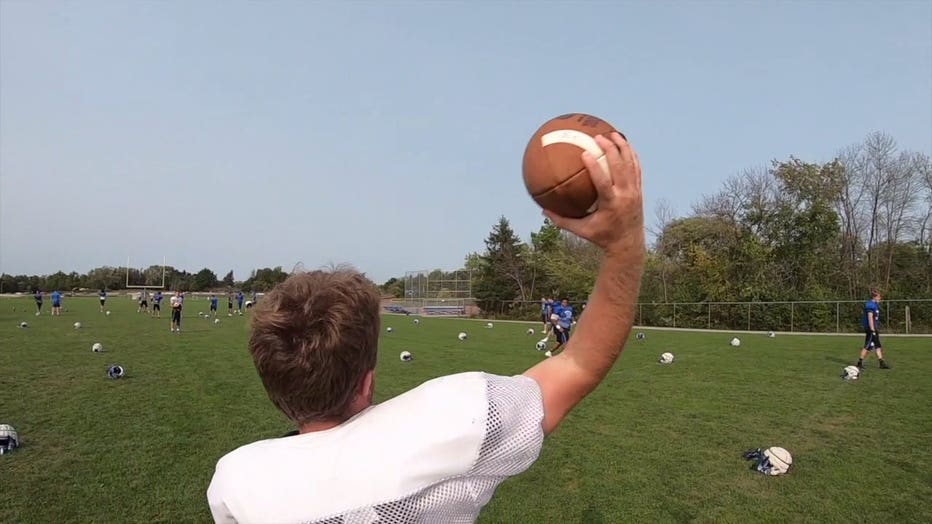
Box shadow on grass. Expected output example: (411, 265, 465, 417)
(579, 507, 605, 523)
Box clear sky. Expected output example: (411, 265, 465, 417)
(2, 0, 930, 284)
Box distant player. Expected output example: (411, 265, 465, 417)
(170, 291, 184, 332)
(210, 294, 219, 317)
(99, 288, 107, 312)
(236, 291, 244, 314)
(547, 298, 575, 357)
(34, 290, 43, 314)
(540, 298, 550, 333)
(227, 294, 234, 315)
(152, 291, 163, 318)
(856, 290, 890, 370)
(137, 290, 149, 314)
(51, 290, 63, 316)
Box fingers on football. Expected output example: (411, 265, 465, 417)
(542, 209, 575, 231)
(582, 148, 614, 203)
(607, 132, 637, 191)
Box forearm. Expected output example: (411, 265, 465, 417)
(562, 235, 646, 382)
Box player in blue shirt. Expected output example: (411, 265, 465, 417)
(152, 291, 163, 318)
(236, 291, 245, 314)
(99, 288, 107, 312)
(209, 294, 219, 318)
(856, 290, 890, 370)
(51, 290, 63, 316)
(546, 298, 575, 357)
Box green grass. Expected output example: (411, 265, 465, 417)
(1, 296, 930, 523)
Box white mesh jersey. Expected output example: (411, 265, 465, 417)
(207, 372, 545, 524)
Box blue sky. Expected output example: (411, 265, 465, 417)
(2, 0, 930, 284)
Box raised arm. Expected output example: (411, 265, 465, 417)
(523, 132, 646, 436)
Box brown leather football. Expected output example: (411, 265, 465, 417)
(522, 113, 619, 218)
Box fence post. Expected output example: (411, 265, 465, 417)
(639, 304, 642, 326)
(673, 303, 677, 328)
(905, 305, 910, 334)
(747, 303, 751, 331)
(708, 303, 712, 329)
(836, 302, 840, 333)
(790, 302, 794, 332)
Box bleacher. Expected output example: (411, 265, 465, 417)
(383, 304, 412, 315)
(422, 305, 465, 316)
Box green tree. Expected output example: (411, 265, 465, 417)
(473, 216, 530, 314)
(192, 268, 219, 291)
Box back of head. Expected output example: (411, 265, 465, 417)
(248, 267, 381, 425)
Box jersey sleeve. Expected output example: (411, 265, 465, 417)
(469, 373, 545, 478)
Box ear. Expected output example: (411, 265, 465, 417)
(360, 369, 375, 403)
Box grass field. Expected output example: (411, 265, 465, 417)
(1, 295, 931, 524)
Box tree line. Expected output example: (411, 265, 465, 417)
(0, 266, 291, 294)
(379, 132, 932, 330)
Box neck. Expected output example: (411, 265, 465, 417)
(298, 420, 341, 434)
(297, 404, 369, 434)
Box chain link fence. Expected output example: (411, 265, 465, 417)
(384, 298, 932, 334)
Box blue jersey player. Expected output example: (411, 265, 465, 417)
(545, 298, 575, 357)
(152, 291, 163, 318)
(51, 290, 63, 316)
(210, 294, 219, 317)
(856, 290, 890, 370)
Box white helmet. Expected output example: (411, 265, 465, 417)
(108, 365, 125, 379)
(743, 446, 793, 476)
(730, 337, 741, 347)
(0, 424, 19, 455)
(458, 332, 467, 341)
(399, 351, 413, 362)
(527, 328, 535, 335)
(636, 332, 646, 340)
(486, 322, 494, 329)
(535, 340, 548, 351)
(659, 352, 674, 364)
(842, 365, 860, 381)
(92, 343, 103, 353)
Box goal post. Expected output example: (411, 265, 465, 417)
(125, 256, 167, 290)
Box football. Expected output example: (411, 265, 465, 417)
(522, 113, 621, 218)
